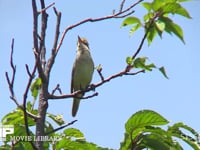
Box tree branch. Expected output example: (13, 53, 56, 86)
(5, 39, 37, 149)
(48, 69, 144, 100)
(51, 84, 62, 95)
(38, 2, 55, 14)
(119, 0, 127, 12)
(45, 7, 61, 79)
(5, 38, 17, 102)
(131, 12, 160, 60)
(56, 0, 143, 53)
(45, 120, 77, 135)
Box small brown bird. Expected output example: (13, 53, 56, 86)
(71, 36, 94, 117)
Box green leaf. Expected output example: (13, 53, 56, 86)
(134, 57, 156, 71)
(56, 138, 110, 150)
(140, 134, 170, 150)
(47, 113, 65, 126)
(143, 12, 154, 22)
(120, 133, 132, 150)
(146, 25, 157, 45)
(160, 16, 185, 43)
(30, 77, 42, 100)
(125, 110, 169, 134)
(159, 67, 169, 79)
(155, 20, 165, 32)
(0, 144, 11, 150)
(152, 0, 165, 11)
(130, 23, 141, 35)
(126, 56, 133, 65)
(168, 122, 200, 149)
(162, 3, 192, 18)
(1, 108, 35, 126)
(64, 128, 84, 139)
(121, 16, 141, 27)
(142, 2, 152, 12)
(168, 21, 185, 43)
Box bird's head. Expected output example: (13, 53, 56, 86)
(77, 36, 90, 51)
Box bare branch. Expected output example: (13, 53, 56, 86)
(56, 0, 143, 53)
(97, 67, 104, 81)
(10, 39, 16, 85)
(131, 12, 160, 60)
(48, 69, 144, 100)
(38, 2, 55, 14)
(81, 92, 98, 99)
(5, 38, 16, 99)
(45, 120, 77, 135)
(32, 0, 39, 52)
(45, 7, 61, 78)
(120, 0, 127, 12)
(23, 63, 38, 149)
(5, 38, 37, 148)
(51, 84, 62, 95)
(25, 64, 33, 77)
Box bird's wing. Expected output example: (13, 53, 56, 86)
(71, 61, 76, 93)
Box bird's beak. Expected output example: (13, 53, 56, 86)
(78, 36, 82, 43)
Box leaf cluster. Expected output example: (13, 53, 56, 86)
(121, 0, 191, 45)
(120, 110, 200, 150)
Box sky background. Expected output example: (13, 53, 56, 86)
(0, 0, 200, 149)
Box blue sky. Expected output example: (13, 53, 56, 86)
(0, 0, 200, 149)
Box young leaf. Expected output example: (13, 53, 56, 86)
(126, 56, 133, 65)
(160, 16, 185, 43)
(142, 2, 152, 12)
(134, 57, 156, 71)
(162, 3, 192, 18)
(47, 113, 65, 125)
(30, 77, 42, 100)
(121, 16, 141, 27)
(130, 23, 141, 35)
(159, 67, 169, 79)
(146, 25, 157, 45)
(152, 0, 166, 11)
(155, 20, 165, 32)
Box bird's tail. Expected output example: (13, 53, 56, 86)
(72, 97, 81, 117)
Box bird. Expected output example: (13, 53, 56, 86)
(71, 36, 94, 117)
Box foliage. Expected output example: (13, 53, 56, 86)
(121, 0, 191, 45)
(1, 108, 199, 150)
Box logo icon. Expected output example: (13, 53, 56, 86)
(0, 124, 14, 141)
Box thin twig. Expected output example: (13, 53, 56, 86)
(81, 92, 98, 99)
(45, 120, 77, 135)
(120, 0, 127, 12)
(56, 0, 143, 53)
(5, 38, 16, 97)
(45, 7, 61, 78)
(10, 39, 16, 86)
(97, 67, 104, 81)
(23, 63, 38, 149)
(51, 84, 62, 95)
(38, 2, 55, 14)
(132, 12, 160, 60)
